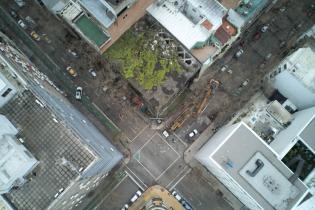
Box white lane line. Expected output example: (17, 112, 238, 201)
(125, 169, 146, 191)
(169, 168, 191, 191)
(125, 165, 147, 188)
(133, 132, 156, 155)
(93, 175, 127, 210)
(157, 133, 180, 157)
(130, 124, 149, 142)
(173, 132, 188, 147)
(135, 158, 157, 180)
(92, 103, 121, 132)
(155, 155, 181, 181)
(166, 166, 189, 188)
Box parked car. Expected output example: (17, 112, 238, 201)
(88, 68, 97, 77)
(75, 87, 82, 100)
(261, 25, 269, 33)
(162, 130, 170, 138)
(42, 33, 52, 44)
(130, 190, 142, 203)
(188, 129, 198, 138)
(10, 10, 18, 19)
(181, 200, 193, 210)
(30, 31, 40, 41)
(121, 204, 129, 210)
(66, 66, 77, 77)
(235, 48, 244, 58)
(15, 0, 25, 7)
(68, 49, 79, 58)
(171, 190, 182, 201)
(18, 19, 27, 29)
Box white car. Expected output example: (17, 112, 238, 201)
(88, 68, 97, 77)
(130, 190, 142, 203)
(235, 49, 244, 58)
(68, 49, 79, 58)
(188, 129, 198, 138)
(121, 204, 129, 210)
(162, 130, 170, 138)
(18, 20, 27, 29)
(15, 0, 25, 7)
(75, 87, 82, 100)
(172, 190, 182, 201)
(261, 25, 269, 33)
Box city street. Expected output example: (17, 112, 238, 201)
(0, 0, 314, 210)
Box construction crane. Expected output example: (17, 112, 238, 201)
(169, 79, 219, 132)
(194, 79, 220, 116)
(169, 105, 193, 131)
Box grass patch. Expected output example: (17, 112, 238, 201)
(104, 30, 182, 90)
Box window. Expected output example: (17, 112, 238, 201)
(1, 88, 12, 97)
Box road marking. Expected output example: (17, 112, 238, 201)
(173, 132, 188, 148)
(93, 175, 127, 210)
(135, 158, 157, 180)
(130, 124, 148, 142)
(166, 166, 189, 188)
(125, 169, 145, 191)
(155, 155, 181, 181)
(157, 133, 180, 157)
(92, 102, 121, 132)
(125, 166, 148, 189)
(133, 132, 156, 154)
(169, 168, 191, 191)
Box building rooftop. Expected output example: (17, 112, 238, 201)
(0, 35, 122, 209)
(197, 122, 308, 210)
(271, 107, 315, 157)
(0, 115, 38, 194)
(79, 0, 116, 28)
(1, 91, 95, 210)
(147, 0, 226, 50)
(0, 196, 14, 210)
(129, 185, 185, 210)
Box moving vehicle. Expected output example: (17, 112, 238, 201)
(75, 87, 82, 100)
(66, 66, 77, 77)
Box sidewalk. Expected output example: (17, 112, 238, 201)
(100, 0, 156, 53)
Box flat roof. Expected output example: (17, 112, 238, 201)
(300, 118, 315, 152)
(148, 0, 226, 50)
(75, 15, 110, 46)
(1, 91, 95, 210)
(211, 123, 308, 210)
(79, 0, 116, 28)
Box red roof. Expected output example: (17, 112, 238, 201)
(201, 19, 213, 31)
